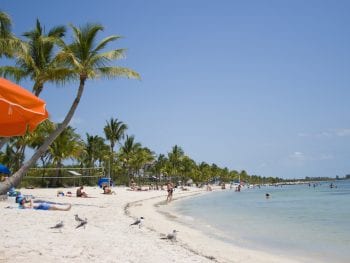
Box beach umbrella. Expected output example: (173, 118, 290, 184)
(0, 78, 49, 137)
(0, 164, 10, 175)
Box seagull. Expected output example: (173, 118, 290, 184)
(161, 230, 178, 241)
(75, 214, 84, 222)
(76, 218, 88, 229)
(50, 221, 64, 232)
(130, 217, 144, 228)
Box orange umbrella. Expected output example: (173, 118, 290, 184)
(0, 78, 49, 137)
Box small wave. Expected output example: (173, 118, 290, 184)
(182, 215, 194, 221)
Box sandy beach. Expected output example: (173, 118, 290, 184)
(0, 186, 306, 263)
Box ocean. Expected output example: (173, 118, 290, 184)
(171, 180, 350, 262)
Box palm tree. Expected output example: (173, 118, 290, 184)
(152, 154, 168, 186)
(198, 162, 211, 183)
(167, 145, 184, 180)
(104, 118, 127, 177)
(48, 126, 83, 186)
(84, 133, 108, 168)
(130, 147, 154, 185)
(0, 19, 69, 96)
(26, 120, 55, 168)
(3, 136, 28, 172)
(180, 156, 196, 185)
(26, 120, 55, 182)
(0, 20, 67, 166)
(0, 23, 140, 194)
(104, 118, 127, 153)
(119, 135, 141, 180)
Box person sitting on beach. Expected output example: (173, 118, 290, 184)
(102, 185, 116, 195)
(18, 198, 71, 211)
(130, 179, 137, 191)
(76, 186, 88, 197)
(166, 181, 174, 203)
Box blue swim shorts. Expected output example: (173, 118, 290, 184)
(34, 203, 51, 210)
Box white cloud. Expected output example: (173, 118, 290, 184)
(288, 151, 334, 162)
(289, 151, 306, 161)
(298, 128, 350, 138)
(259, 162, 267, 168)
(334, 129, 350, 137)
(319, 154, 334, 160)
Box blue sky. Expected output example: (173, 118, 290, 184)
(2, 0, 350, 179)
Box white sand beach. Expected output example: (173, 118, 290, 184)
(0, 186, 306, 263)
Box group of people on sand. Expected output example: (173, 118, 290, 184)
(14, 184, 117, 212)
(12, 179, 176, 212)
(57, 185, 115, 198)
(128, 178, 175, 203)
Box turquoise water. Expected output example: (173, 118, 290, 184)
(171, 180, 350, 262)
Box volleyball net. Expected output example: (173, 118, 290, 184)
(21, 167, 105, 188)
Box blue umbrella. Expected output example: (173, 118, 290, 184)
(0, 164, 10, 174)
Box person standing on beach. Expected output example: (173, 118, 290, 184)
(166, 181, 174, 203)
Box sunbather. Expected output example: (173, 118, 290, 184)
(18, 198, 71, 211)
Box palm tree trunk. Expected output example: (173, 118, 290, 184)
(0, 78, 86, 194)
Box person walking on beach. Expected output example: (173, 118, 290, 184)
(166, 181, 174, 203)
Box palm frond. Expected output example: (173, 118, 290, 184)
(97, 66, 141, 80)
(48, 25, 66, 38)
(0, 66, 27, 82)
(41, 67, 77, 84)
(23, 19, 42, 39)
(93, 35, 122, 53)
(96, 49, 126, 60)
(16, 51, 38, 72)
(88, 49, 126, 68)
(83, 23, 104, 48)
(55, 50, 82, 71)
(0, 11, 12, 38)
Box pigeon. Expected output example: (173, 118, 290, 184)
(76, 218, 88, 229)
(50, 221, 64, 232)
(130, 217, 144, 228)
(161, 230, 178, 241)
(75, 214, 84, 222)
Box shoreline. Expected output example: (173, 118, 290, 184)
(1, 186, 307, 262)
(126, 187, 307, 263)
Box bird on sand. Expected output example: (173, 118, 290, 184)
(130, 217, 144, 228)
(75, 214, 84, 222)
(76, 218, 88, 229)
(161, 230, 178, 241)
(50, 221, 64, 232)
